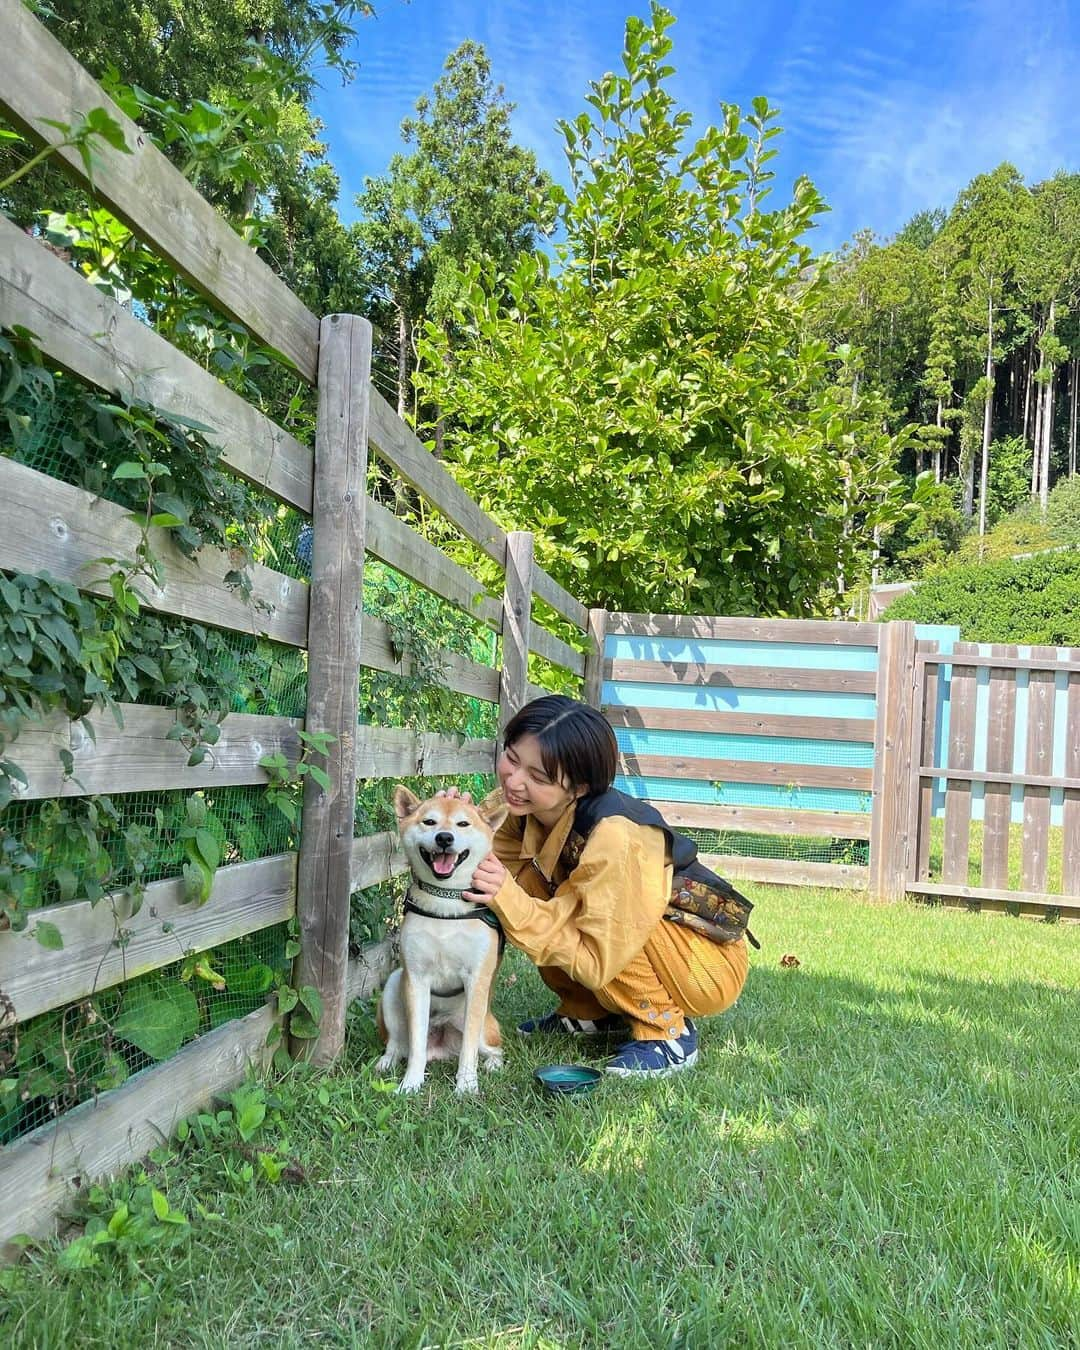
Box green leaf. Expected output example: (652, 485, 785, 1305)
(151, 1188, 170, 1221)
(276, 985, 299, 1015)
(227, 962, 274, 996)
(195, 828, 219, 871)
(113, 984, 199, 1060)
(298, 985, 323, 1023)
(57, 1235, 104, 1271)
(288, 1011, 319, 1039)
(306, 763, 332, 793)
(112, 461, 148, 480)
(55, 866, 78, 902)
(83, 106, 131, 154)
(258, 1153, 285, 1183)
(32, 921, 64, 951)
(229, 1083, 267, 1142)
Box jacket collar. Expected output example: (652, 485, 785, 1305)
(519, 799, 578, 883)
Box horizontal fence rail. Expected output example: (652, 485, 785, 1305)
(607, 660, 877, 695)
(354, 728, 496, 779)
(606, 614, 883, 645)
(11, 708, 301, 800)
(0, 457, 309, 645)
(617, 754, 873, 791)
(0, 219, 314, 512)
(650, 801, 873, 840)
(0, 854, 297, 1024)
(0, 0, 321, 382)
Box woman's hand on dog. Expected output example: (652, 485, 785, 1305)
(436, 787, 473, 803)
(464, 854, 506, 902)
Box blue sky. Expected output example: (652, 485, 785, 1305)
(313, 0, 1080, 252)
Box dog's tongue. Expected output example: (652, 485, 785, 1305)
(432, 851, 458, 878)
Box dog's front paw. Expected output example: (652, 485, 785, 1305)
(482, 1052, 504, 1073)
(374, 1052, 398, 1074)
(454, 1072, 480, 1095)
(397, 1073, 425, 1095)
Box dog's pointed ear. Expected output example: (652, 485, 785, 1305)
(392, 785, 421, 820)
(476, 788, 509, 832)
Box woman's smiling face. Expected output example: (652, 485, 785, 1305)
(497, 733, 584, 825)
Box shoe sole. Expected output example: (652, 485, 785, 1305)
(604, 1048, 698, 1078)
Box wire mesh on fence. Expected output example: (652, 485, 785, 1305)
(0, 334, 519, 1163)
(684, 828, 870, 869)
(8, 380, 313, 583)
(0, 920, 288, 1145)
(2, 784, 297, 913)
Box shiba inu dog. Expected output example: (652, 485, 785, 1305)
(375, 786, 509, 1094)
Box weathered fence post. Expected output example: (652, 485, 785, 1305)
(499, 531, 534, 733)
(293, 313, 372, 1063)
(583, 608, 608, 709)
(870, 620, 917, 902)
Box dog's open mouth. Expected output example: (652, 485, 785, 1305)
(419, 846, 470, 880)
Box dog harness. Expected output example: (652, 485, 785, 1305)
(401, 888, 506, 1000)
(403, 888, 506, 952)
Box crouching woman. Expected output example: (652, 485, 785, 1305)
(459, 695, 752, 1078)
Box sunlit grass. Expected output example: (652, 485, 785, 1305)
(2, 888, 1078, 1348)
(927, 817, 1067, 894)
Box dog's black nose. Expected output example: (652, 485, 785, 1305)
(434, 831, 455, 850)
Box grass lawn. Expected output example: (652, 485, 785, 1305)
(2, 888, 1078, 1348)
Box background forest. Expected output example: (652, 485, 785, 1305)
(3, 0, 1078, 635)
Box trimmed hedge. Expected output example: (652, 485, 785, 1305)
(884, 550, 1080, 645)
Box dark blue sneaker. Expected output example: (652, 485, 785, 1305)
(605, 1020, 698, 1077)
(517, 1010, 625, 1038)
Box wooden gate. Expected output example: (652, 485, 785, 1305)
(906, 641, 1080, 919)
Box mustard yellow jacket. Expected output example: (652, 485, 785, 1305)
(487, 801, 674, 991)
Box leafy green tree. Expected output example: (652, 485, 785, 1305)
(353, 41, 552, 419)
(414, 4, 906, 615)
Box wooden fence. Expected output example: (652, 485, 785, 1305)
(599, 616, 1079, 919)
(596, 612, 891, 893)
(906, 641, 1080, 918)
(0, 1, 588, 1252)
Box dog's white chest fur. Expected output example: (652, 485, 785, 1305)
(399, 900, 496, 996)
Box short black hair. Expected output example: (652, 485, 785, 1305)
(502, 695, 618, 797)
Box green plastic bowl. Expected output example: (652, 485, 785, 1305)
(534, 1063, 603, 1096)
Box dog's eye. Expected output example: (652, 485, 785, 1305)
(422, 818, 437, 826)
(456, 820, 470, 828)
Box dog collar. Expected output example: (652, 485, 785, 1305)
(414, 880, 471, 900)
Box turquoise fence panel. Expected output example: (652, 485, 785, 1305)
(606, 681, 878, 721)
(608, 637, 879, 671)
(605, 633, 882, 828)
(613, 726, 875, 768)
(613, 774, 872, 814)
